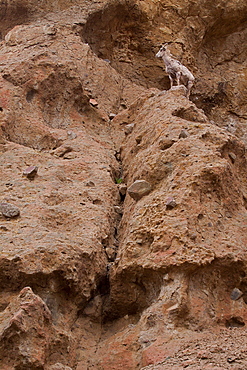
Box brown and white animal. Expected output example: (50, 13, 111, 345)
(156, 43, 194, 98)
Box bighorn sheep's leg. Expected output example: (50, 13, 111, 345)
(168, 75, 174, 89)
(186, 80, 193, 98)
(176, 71, 181, 86)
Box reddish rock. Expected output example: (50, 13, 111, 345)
(52, 145, 73, 158)
(67, 131, 77, 140)
(89, 98, 98, 107)
(179, 129, 189, 139)
(0, 287, 52, 369)
(23, 165, 38, 179)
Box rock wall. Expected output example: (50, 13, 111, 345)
(0, 0, 247, 369)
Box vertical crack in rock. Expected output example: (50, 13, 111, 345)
(102, 86, 247, 327)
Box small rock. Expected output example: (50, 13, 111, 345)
(127, 180, 152, 201)
(109, 113, 116, 120)
(67, 131, 77, 140)
(89, 98, 98, 107)
(182, 360, 196, 367)
(124, 123, 135, 135)
(165, 197, 177, 209)
(114, 206, 123, 214)
(170, 85, 187, 96)
(0, 202, 20, 218)
(158, 138, 174, 150)
(118, 183, 127, 196)
(136, 136, 142, 144)
(52, 146, 72, 157)
(23, 165, 38, 179)
(105, 246, 117, 261)
(230, 287, 243, 301)
(197, 351, 208, 359)
(228, 152, 236, 163)
(167, 303, 179, 313)
(85, 180, 95, 187)
(83, 295, 102, 318)
(189, 233, 197, 241)
(63, 152, 77, 159)
(44, 25, 57, 36)
(227, 357, 236, 363)
(179, 129, 189, 139)
(0, 225, 8, 231)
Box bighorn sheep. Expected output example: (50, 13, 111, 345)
(156, 43, 194, 98)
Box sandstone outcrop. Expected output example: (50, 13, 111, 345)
(0, 0, 247, 369)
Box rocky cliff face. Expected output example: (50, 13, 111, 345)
(0, 0, 247, 369)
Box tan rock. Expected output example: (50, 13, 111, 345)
(127, 180, 152, 200)
(0, 202, 20, 218)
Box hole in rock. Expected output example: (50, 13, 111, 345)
(119, 191, 126, 202)
(192, 17, 247, 118)
(97, 273, 110, 297)
(193, 92, 226, 116)
(82, 1, 170, 90)
(0, 107, 3, 111)
(225, 316, 245, 328)
(26, 89, 36, 102)
(243, 196, 247, 210)
(242, 292, 247, 304)
(202, 16, 247, 44)
(102, 269, 163, 322)
(0, 302, 8, 312)
(93, 199, 103, 205)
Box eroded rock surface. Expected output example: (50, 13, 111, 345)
(0, 0, 247, 369)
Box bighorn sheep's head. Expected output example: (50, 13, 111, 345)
(155, 43, 169, 58)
